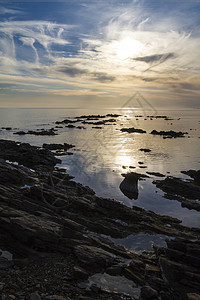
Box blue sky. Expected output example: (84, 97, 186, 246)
(0, 0, 200, 108)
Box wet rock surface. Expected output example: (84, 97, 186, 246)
(0, 139, 200, 299)
(153, 171, 200, 211)
(0, 139, 61, 170)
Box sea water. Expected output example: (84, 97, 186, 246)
(0, 107, 200, 233)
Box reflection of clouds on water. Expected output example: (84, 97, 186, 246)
(111, 233, 171, 253)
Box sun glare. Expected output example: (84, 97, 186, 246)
(116, 37, 143, 60)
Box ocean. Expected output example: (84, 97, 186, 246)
(0, 107, 200, 251)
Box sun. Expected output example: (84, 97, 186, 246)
(116, 37, 143, 60)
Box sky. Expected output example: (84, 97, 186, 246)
(0, 0, 200, 108)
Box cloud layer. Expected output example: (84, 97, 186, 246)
(0, 0, 200, 107)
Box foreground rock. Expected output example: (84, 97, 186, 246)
(160, 239, 200, 297)
(0, 139, 60, 170)
(153, 171, 200, 211)
(0, 140, 200, 299)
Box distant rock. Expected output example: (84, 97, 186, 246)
(150, 130, 187, 138)
(1, 127, 12, 130)
(14, 129, 57, 136)
(55, 118, 79, 125)
(82, 119, 116, 126)
(13, 131, 26, 135)
(139, 148, 151, 152)
(43, 143, 75, 151)
(120, 127, 146, 134)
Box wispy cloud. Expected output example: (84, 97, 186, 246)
(0, 1, 200, 107)
(134, 53, 175, 64)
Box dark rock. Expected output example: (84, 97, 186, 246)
(147, 115, 168, 119)
(29, 129, 57, 135)
(140, 148, 151, 152)
(120, 127, 146, 134)
(160, 239, 200, 296)
(13, 131, 26, 135)
(181, 170, 200, 184)
(55, 118, 79, 125)
(1, 127, 12, 130)
(82, 119, 117, 126)
(120, 173, 141, 199)
(153, 174, 200, 203)
(43, 143, 75, 151)
(0, 139, 61, 170)
(153, 170, 200, 211)
(140, 285, 158, 299)
(73, 266, 89, 280)
(0, 257, 14, 270)
(106, 114, 121, 117)
(74, 245, 116, 272)
(150, 130, 187, 138)
(30, 292, 42, 300)
(76, 114, 106, 119)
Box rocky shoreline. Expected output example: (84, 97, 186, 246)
(0, 139, 200, 300)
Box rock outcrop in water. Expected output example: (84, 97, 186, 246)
(153, 171, 200, 211)
(119, 172, 147, 200)
(14, 129, 57, 136)
(120, 127, 146, 134)
(0, 139, 200, 299)
(150, 130, 187, 138)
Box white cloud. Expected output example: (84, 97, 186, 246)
(0, 2, 200, 106)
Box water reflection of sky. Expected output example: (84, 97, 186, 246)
(1, 108, 200, 228)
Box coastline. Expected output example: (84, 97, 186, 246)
(0, 139, 200, 299)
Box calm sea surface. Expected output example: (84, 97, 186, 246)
(0, 107, 200, 251)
